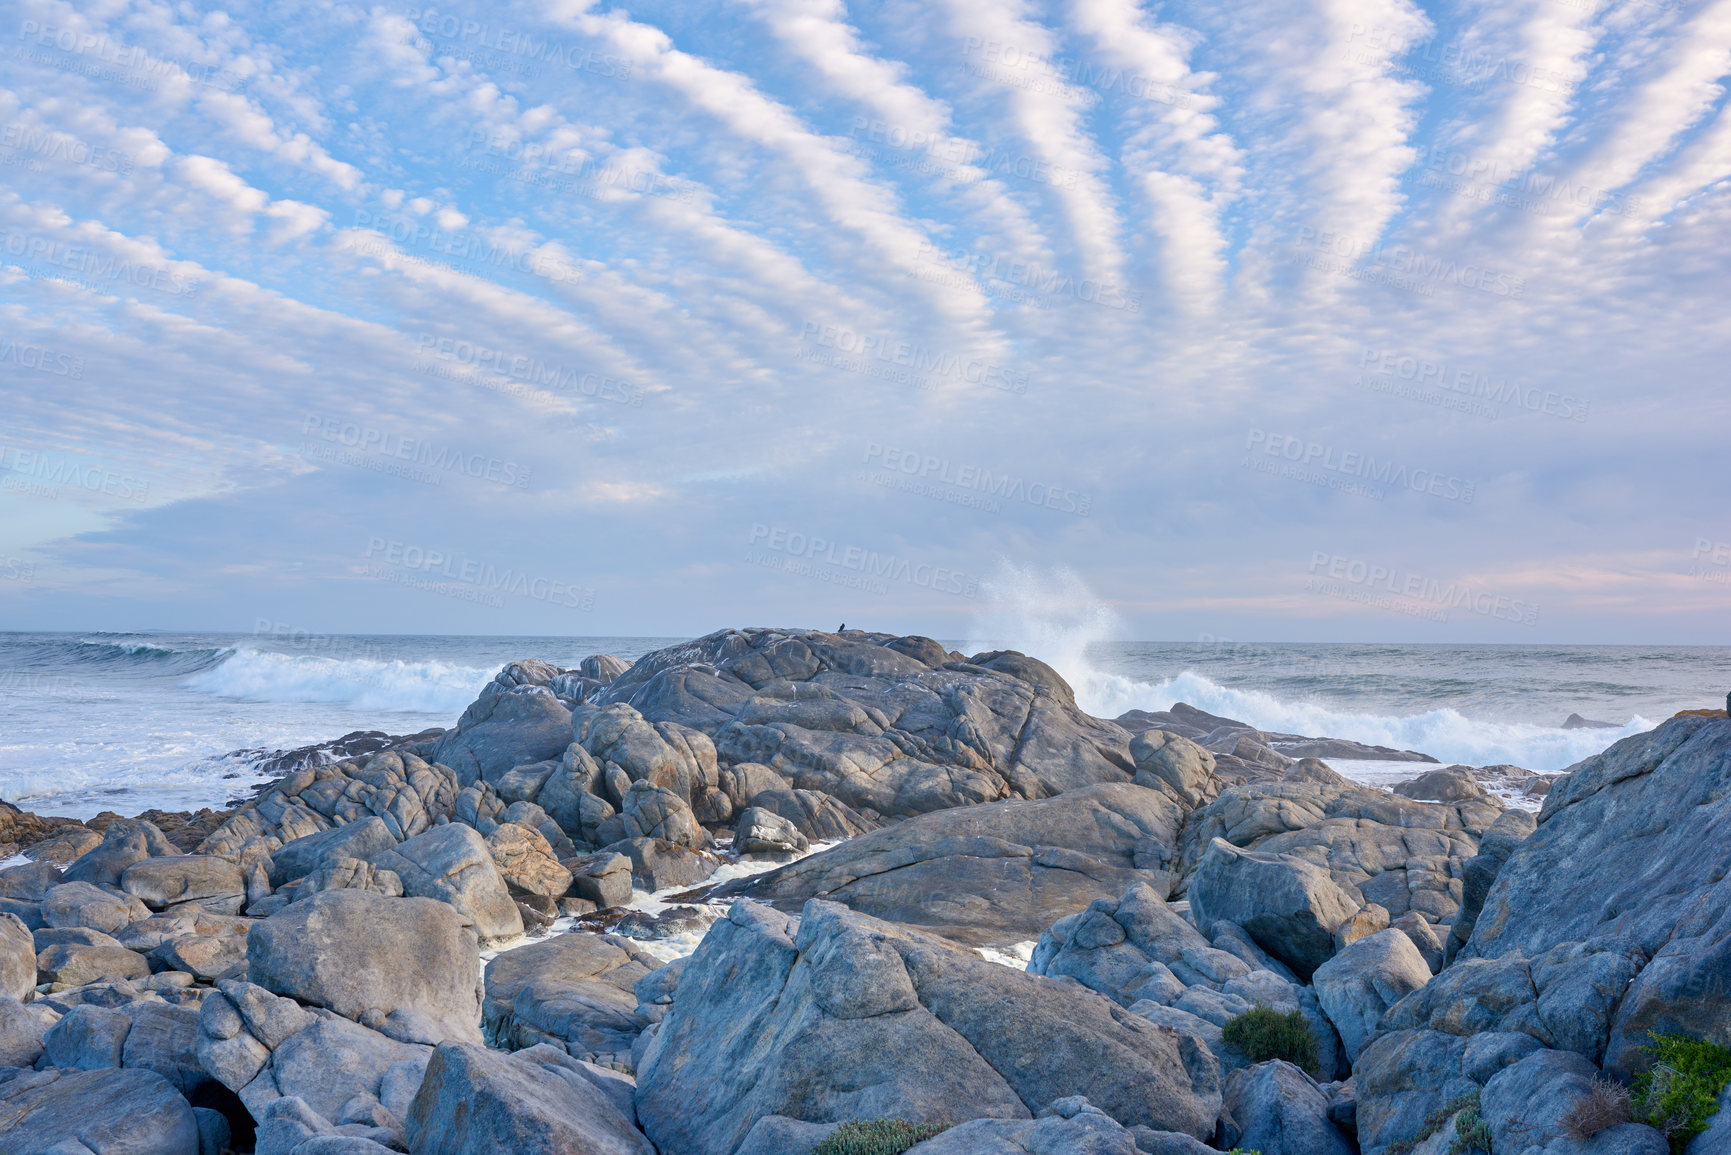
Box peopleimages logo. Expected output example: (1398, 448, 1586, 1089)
(862, 443, 1091, 515)
(301, 415, 533, 487)
(1359, 348, 1588, 421)
(1307, 552, 1539, 625)
(1245, 429, 1476, 503)
(747, 525, 979, 598)
(363, 538, 595, 609)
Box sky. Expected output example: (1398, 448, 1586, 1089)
(0, 0, 1728, 645)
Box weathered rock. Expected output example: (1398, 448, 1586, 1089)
(271, 818, 401, 887)
(43, 880, 150, 934)
(744, 788, 878, 842)
(1220, 1060, 1355, 1155)
(1394, 767, 1488, 802)
(0, 858, 62, 901)
(120, 999, 208, 1094)
(1334, 903, 1391, 951)
(0, 896, 44, 931)
(720, 783, 1185, 948)
(634, 899, 1221, 1155)
(120, 854, 247, 910)
(37, 941, 152, 986)
(245, 1012, 432, 1123)
(1393, 911, 1445, 973)
(432, 682, 575, 788)
(0, 996, 50, 1066)
(22, 825, 103, 867)
(486, 822, 573, 897)
(482, 931, 657, 1066)
(907, 1097, 1142, 1153)
(602, 837, 722, 893)
(62, 822, 174, 887)
(1312, 928, 1432, 1062)
(43, 1002, 133, 1069)
(734, 807, 810, 855)
(291, 856, 404, 900)
(1130, 730, 1222, 808)
(719, 763, 792, 811)
(248, 889, 483, 1044)
(570, 851, 634, 908)
(621, 781, 707, 848)
(406, 1041, 655, 1154)
(1030, 883, 1246, 1005)
(1353, 1027, 1543, 1153)
(1449, 808, 1535, 951)
(1461, 716, 1731, 1077)
(0, 1066, 200, 1152)
(1478, 1047, 1666, 1154)
(589, 630, 1136, 817)
(0, 912, 34, 1001)
(1187, 838, 1359, 979)
(370, 822, 523, 946)
(153, 930, 251, 982)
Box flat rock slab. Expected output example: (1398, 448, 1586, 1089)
(717, 782, 1185, 948)
(0, 1066, 200, 1153)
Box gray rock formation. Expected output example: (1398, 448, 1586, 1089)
(270, 818, 401, 887)
(405, 1041, 655, 1154)
(1187, 838, 1360, 979)
(592, 630, 1136, 818)
(906, 1096, 1143, 1153)
(1220, 1060, 1356, 1155)
(485, 822, 573, 897)
(1312, 928, 1433, 1061)
(742, 788, 877, 841)
(719, 782, 1185, 948)
(432, 682, 575, 788)
(481, 931, 657, 1068)
(120, 855, 246, 911)
(733, 807, 810, 855)
(0, 913, 33, 1001)
(369, 823, 523, 945)
(1461, 715, 1731, 1076)
(247, 889, 484, 1044)
(634, 899, 1221, 1155)
(42, 880, 149, 934)
(0, 1066, 201, 1153)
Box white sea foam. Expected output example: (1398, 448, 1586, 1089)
(183, 649, 492, 715)
(967, 563, 1649, 772)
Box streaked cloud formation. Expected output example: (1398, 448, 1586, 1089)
(1, 0, 1727, 642)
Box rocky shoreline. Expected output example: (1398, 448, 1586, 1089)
(0, 626, 1724, 1154)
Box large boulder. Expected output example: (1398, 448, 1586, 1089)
(0, 912, 33, 1001)
(634, 899, 1221, 1155)
(1186, 838, 1359, 979)
(0, 858, 63, 901)
(370, 822, 523, 945)
(432, 682, 575, 788)
(1312, 928, 1433, 1061)
(1448, 808, 1535, 951)
(591, 629, 1136, 816)
(270, 817, 401, 887)
(36, 941, 151, 986)
(247, 889, 484, 1044)
(1130, 730, 1223, 808)
(481, 931, 658, 1067)
(718, 782, 1186, 948)
(1479, 1047, 1668, 1155)
(1175, 777, 1499, 928)
(0, 996, 50, 1067)
(406, 1041, 654, 1154)
(1461, 715, 1731, 1077)
(486, 822, 573, 897)
(0, 1067, 200, 1152)
(61, 820, 176, 887)
(601, 837, 721, 893)
(42, 880, 149, 934)
(904, 1097, 1144, 1153)
(1220, 1060, 1355, 1155)
(620, 781, 707, 848)
(120, 854, 246, 911)
(743, 788, 878, 842)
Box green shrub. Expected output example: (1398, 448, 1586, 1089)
(1633, 1032, 1731, 1153)
(1222, 1006, 1319, 1075)
(811, 1119, 950, 1155)
(1448, 1105, 1492, 1154)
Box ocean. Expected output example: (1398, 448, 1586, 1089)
(1, 629, 1726, 821)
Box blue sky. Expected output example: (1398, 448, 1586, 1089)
(0, 0, 1728, 643)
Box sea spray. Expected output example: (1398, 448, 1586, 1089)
(965, 563, 1650, 771)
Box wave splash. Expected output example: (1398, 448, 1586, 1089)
(183, 650, 492, 715)
(966, 563, 1649, 772)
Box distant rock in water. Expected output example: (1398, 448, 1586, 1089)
(230, 727, 448, 782)
(1561, 712, 1619, 729)
(1115, 702, 1439, 773)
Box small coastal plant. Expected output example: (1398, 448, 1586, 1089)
(1633, 1032, 1731, 1153)
(810, 1119, 949, 1155)
(1221, 1006, 1319, 1075)
(1447, 1103, 1492, 1154)
(1386, 1090, 1481, 1155)
(1562, 1074, 1633, 1140)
